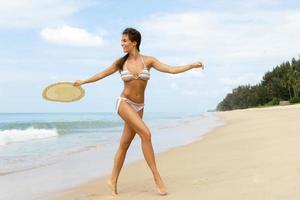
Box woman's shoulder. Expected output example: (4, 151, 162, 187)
(141, 55, 153, 69)
(141, 54, 154, 59)
(141, 55, 156, 65)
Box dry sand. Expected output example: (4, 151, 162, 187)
(43, 104, 300, 200)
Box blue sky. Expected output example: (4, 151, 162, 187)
(0, 0, 300, 113)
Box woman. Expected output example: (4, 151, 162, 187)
(73, 27, 204, 196)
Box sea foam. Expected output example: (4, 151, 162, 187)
(0, 128, 58, 146)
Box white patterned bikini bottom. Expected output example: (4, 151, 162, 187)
(115, 96, 145, 114)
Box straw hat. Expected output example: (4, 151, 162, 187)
(42, 82, 85, 103)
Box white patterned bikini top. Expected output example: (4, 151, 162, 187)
(120, 55, 150, 81)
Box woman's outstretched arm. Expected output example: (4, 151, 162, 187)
(149, 56, 204, 74)
(73, 60, 119, 86)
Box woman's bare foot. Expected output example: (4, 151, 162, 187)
(155, 179, 168, 196)
(107, 179, 119, 196)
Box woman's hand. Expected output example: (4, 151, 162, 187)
(73, 80, 85, 86)
(191, 61, 204, 69)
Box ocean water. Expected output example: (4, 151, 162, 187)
(0, 112, 223, 200)
(0, 113, 123, 175)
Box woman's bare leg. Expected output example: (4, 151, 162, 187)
(116, 100, 167, 195)
(108, 109, 143, 195)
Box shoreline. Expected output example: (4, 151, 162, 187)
(0, 112, 221, 200)
(40, 113, 224, 200)
(44, 104, 300, 199)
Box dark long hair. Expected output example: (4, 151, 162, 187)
(116, 28, 141, 71)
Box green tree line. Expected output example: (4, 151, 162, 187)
(217, 56, 300, 111)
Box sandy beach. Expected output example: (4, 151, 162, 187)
(43, 104, 300, 200)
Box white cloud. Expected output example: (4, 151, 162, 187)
(167, 71, 206, 97)
(40, 25, 106, 47)
(219, 73, 261, 87)
(168, 80, 219, 98)
(139, 10, 300, 64)
(0, 0, 92, 29)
